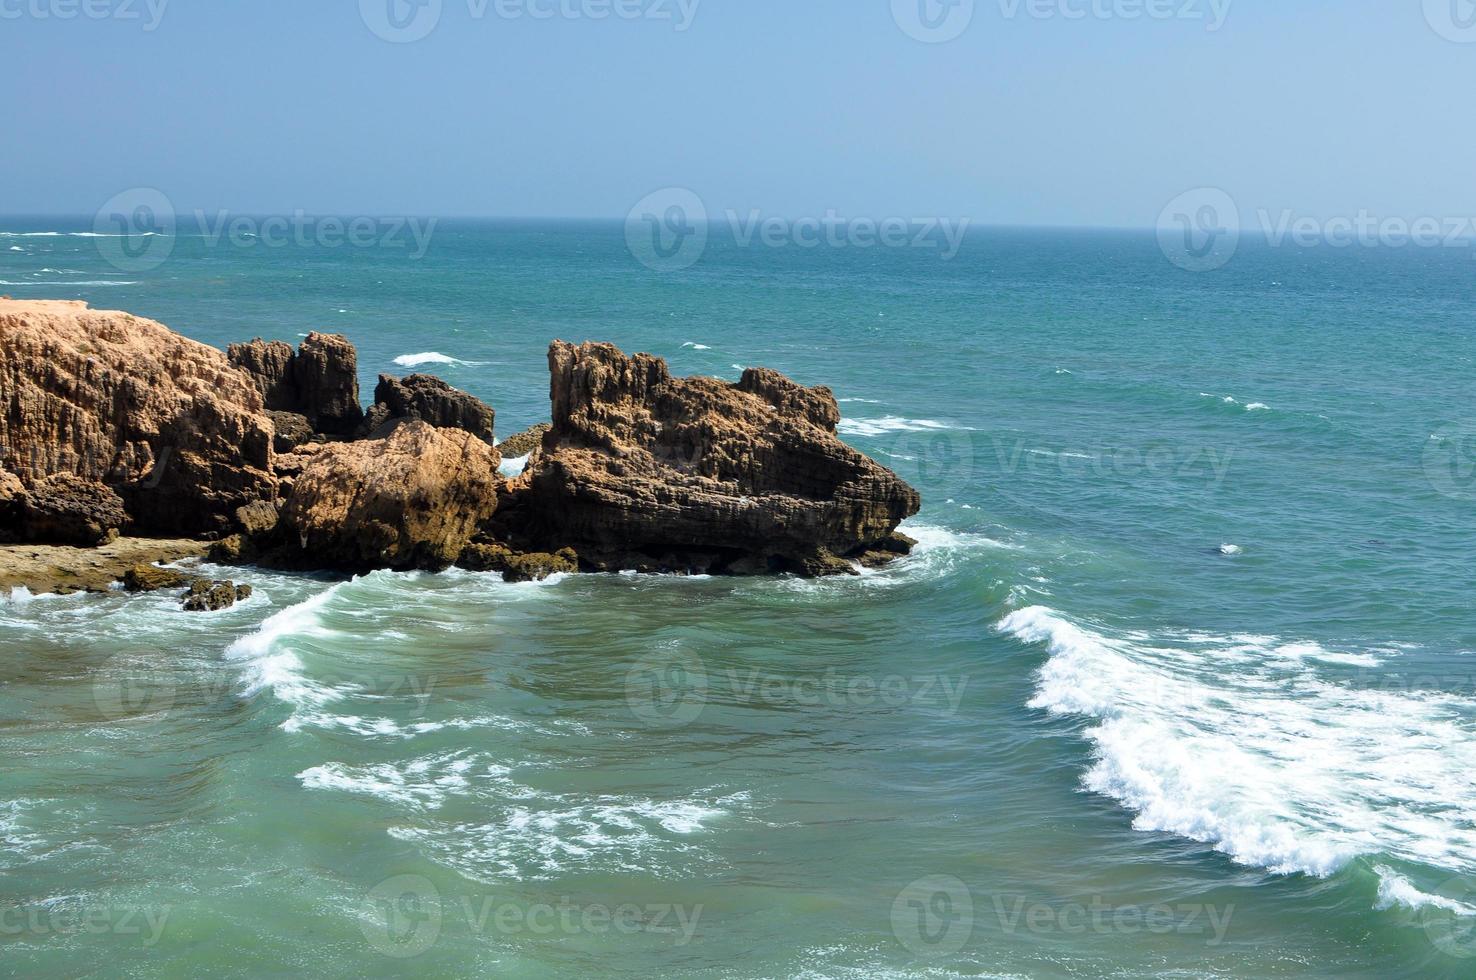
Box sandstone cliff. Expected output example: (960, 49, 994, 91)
(0, 299, 277, 536)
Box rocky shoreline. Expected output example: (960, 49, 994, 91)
(0, 299, 920, 598)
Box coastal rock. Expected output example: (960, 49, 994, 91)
(267, 411, 315, 453)
(227, 332, 363, 436)
(497, 423, 550, 459)
(276, 420, 501, 570)
(182, 578, 252, 612)
(0, 299, 278, 536)
(492, 341, 920, 575)
(0, 537, 209, 596)
(16, 475, 127, 546)
(458, 542, 577, 582)
(123, 563, 187, 592)
(361, 373, 495, 443)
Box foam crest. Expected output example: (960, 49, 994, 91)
(1000, 605, 1476, 887)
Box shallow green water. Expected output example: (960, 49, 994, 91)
(2, 222, 1476, 977)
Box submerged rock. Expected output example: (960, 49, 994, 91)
(0, 300, 278, 536)
(491, 341, 920, 576)
(458, 542, 577, 582)
(181, 578, 252, 612)
(275, 420, 501, 571)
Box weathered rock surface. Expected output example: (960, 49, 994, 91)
(0, 300, 278, 536)
(228, 332, 363, 436)
(12, 474, 128, 546)
(123, 563, 187, 592)
(0, 537, 209, 596)
(458, 542, 577, 582)
(490, 341, 920, 575)
(360, 373, 495, 443)
(497, 423, 550, 459)
(275, 420, 501, 571)
(181, 578, 252, 612)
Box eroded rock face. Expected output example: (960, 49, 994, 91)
(228, 332, 363, 436)
(17, 475, 127, 546)
(360, 373, 495, 443)
(276, 420, 501, 571)
(492, 341, 920, 575)
(0, 300, 278, 536)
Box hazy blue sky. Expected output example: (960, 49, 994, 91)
(3, 0, 1472, 227)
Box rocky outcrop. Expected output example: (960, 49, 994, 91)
(359, 374, 495, 443)
(490, 341, 920, 576)
(123, 563, 188, 591)
(228, 332, 363, 436)
(497, 423, 550, 458)
(275, 421, 501, 571)
(14, 474, 127, 546)
(458, 542, 577, 582)
(182, 578, 251, 612)
(0, 300, 278, 536)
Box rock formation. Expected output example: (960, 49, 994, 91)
(181, 579, 252, 612)
(497, 423, 550, 458)
(0, 300, 278, 536)
(487, 341, 920, 575)
(274, 420, 501, 571)
(359, 373, 495, 443)
(228, 332, 363, 436)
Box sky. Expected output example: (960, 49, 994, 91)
(3, 0, 1473, 228)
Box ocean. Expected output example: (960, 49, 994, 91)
(2, 218, 1475, 977)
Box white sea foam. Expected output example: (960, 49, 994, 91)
(681, 341, 711, 350)
(1373, 865, 1476, 914)
(1219, 544, 1242, 556)
(392, 352, 482, 368)
(999, 604, 1476, 891)
(223, 583, 348, 716)
(0, 280, 138, 286)
(837, 416, 961, 437)
(298, 751, 478, 809)
(498, 453, 529, 478)
(837, 397, 883, 404)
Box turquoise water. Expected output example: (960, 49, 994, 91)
(3, 221, 1476, 977)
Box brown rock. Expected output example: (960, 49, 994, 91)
(277, 420, 501, 571)
(0, 537, 209, 596)
(492, 341, 920, 576)
(362, 373, 496, 443)
(267, 411, 314, 453)
(123, 563, 187, 591)
(0, 299, 277, 536)
(16, 474, 126, 546)
(182, 578, 250, 612)
(458, 542, 577, 582)
(228, 332, 363, 436)
(497, 423, 550, 459)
